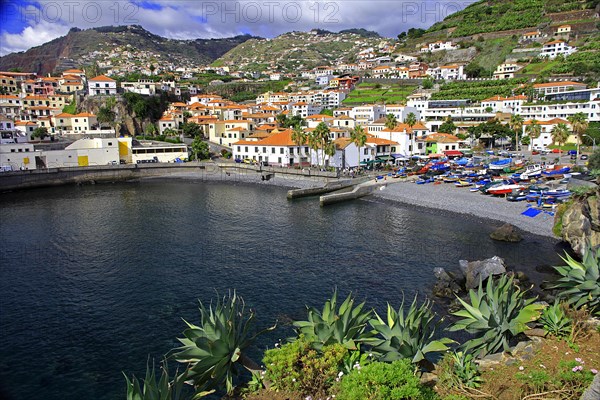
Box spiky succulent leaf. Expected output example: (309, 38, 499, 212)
(292, 290, 373, 350)
(547, 247, 600, 316)
(367, 296, 453, 365)
(123, 359, 188, 400)
(450, 275, 542, 357)
(169, 291, 275, 395)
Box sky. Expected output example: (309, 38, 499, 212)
(0, 0, 475, 56)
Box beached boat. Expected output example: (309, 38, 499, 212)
(542, 166, 571, 178)
(489, 158, 512, 170)
(487, 184, 524, 196)
(519, 164, 542, 180)
(454, 180, 473, 187)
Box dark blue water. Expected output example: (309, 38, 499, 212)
(0, 181, 563, 399)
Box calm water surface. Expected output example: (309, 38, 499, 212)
(0, 181, 563, 399)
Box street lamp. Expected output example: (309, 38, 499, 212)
(583, 134, 596, 152)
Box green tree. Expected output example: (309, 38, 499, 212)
(509, 114, 524, 151)
(350, 126, 367, 169)
(321, 108, 334, 116)
(31, 127, 49, 140)
(291, 126, 308, 166)
(438, 116, 456, 134)
(163, 128, 177, 137)
(97, 106, 116, 127)
(312, 122, 331, 168)
(385, 113, 398, 161)
(551, 122, 570, 149)
(526, 119, 542, 142)
(190, 136, 210, 161)
(422, 78, 434, 89)
(182, 122, 202, 138)
(568, 112, 589, 158)
(145, 123, 157, 136)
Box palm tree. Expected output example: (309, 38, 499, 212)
(324, 141, 336, 168)
(350, 125, 367, 170)
(308, 130, 321, 168)
(509, 114, 524, 152)
(526, 119, 542, 149)
(551, 123, 570, 150)
(313, 122, 331, 169)
(568, 112, 589, 161)
(385, 113, 398, 163)
(405, 112, 417, 155)
(291, 126, 307, 166)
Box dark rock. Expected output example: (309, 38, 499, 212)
(581, 373, 600, 400)
(432, 267, 461, 299)
(490, 223, 523, 242)
(464, 256, 507, 290)
(560, 190, 600, 258)
(515, 271, 529, 281)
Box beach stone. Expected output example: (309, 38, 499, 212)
(464, 256, 507, 290)
(524, 328, 546, 338)
(477, 352, 507, 369)
(419, 372, 438, 387)
(490, 223, 523, 242)
(432, 267, 462, 298)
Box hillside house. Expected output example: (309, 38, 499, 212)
(88, 75, 117, 96)
(540, 40, 577, 59)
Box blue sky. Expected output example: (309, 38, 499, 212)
(0, 0, 474, 56)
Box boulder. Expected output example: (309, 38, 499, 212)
(559, 189, 600, 258)
(490, 223, 523, 242)
(462, 256, 507, 290)
(432, 267, 462, 299)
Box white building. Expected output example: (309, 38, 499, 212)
(232, 129, 311, 167)
(540, 40, 577, 59)
(0, 142, 37, 170)
(88, 75, 117, 96)
(493, 63, 522, 80)
(427, 65, 465, 80)
(522, 118, 573, 151)
(421, 41, 458, 53)
(121, 80, 159, 95)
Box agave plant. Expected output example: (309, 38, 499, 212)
(366, 296, 454, 365)
(170, 291, 275, 396)
(450, 351, 482, 389)
(539, 301, 572, 338)
(124, 359, 188, 400)
(449, 275, 544, 357)
(293, 290, 373, 351)
(547, 247, 600, 317)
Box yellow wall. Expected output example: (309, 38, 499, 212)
(78, 155, 89, 166)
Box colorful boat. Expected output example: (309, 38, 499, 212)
(487, 184, 524, 196)
(489, 158, 512, 170)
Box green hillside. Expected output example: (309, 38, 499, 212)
(0, 25, 256, 75)
(215, 31, 383, 72)
(427, 0, 597, 37)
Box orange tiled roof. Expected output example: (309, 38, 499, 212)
(89, 75, 115, 82)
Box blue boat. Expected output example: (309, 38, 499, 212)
(489, 158, 512, 170)
(542, 167, 571, 177)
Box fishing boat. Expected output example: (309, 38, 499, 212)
(519, 164, 542, 180)
(487, 184, 524, 196)
(507, 191, 528, 201)
(442, 175, 460, 183)
(489, 158, 512, 170)
(454, 180, 473, 187)
(542, 166, 571, 178)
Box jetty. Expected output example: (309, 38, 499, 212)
(319, 178, 392, 206)
(286, 178, 368, 199)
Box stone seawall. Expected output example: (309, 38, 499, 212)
(0, 163, 337, 192)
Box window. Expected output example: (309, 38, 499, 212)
(244, 147, 248, 152)
(305, 146, 309, 153)
(271, 148, 275, 154)
(255, 147, 259, 153)
(108, 142, 113, 146)
(263, 147, 266, 153)
(278, 157, 282, 164)
(280, 148, 284, 154)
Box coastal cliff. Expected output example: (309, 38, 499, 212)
(555, 184, 600, 257)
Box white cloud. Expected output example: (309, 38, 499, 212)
(0, 0, 475, 55)
(0, 19, 69, 56)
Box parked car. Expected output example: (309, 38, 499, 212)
(532, 150, 540, 155)
(552, 148, 561, 153)
(581, 154, 589, 160)
(568, 150, 577, 156)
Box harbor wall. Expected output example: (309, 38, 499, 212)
(0, 162, 337, 192)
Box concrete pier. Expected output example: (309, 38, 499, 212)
(287, 178, 367, 199)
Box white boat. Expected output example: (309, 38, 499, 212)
(487, 184, 524, 195)
(519, 164, 542, 180)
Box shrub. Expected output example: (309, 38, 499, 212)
(547, 247, 600, 317)
(262, 337, 347, 397)
(449, 275, 544, 357)
(123, 359, 187, 400)
(335, 360, 437, 400)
